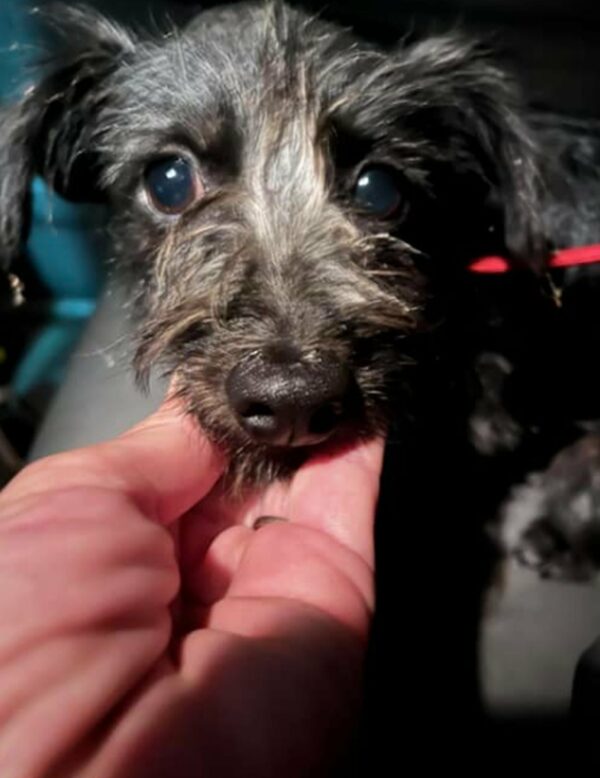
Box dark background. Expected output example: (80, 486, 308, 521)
(75, 0, 600, 118)
(172, 0, 600, 118)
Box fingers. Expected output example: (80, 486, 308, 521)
(232, 436, 385, 566)
(2, 396, 225, 526)
(182, 525, 253, 618)
(285, 436, 385, 566)
(182, 435, 385, 595)
(181, 436, 384, 637)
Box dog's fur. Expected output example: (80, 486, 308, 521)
(488, 116, 600, 578)
(1, 1, 600, 577)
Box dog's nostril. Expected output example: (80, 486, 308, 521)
(240, 402, 274, 419)
(236, 401, 281, 439)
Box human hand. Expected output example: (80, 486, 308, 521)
(0, 398, 383, 778)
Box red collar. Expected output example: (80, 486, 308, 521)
(469, 244, 600, 274)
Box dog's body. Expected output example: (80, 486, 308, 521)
(482, 116, 600, 577)
(2, 4, 600, 740)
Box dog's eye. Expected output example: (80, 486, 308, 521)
(144, 156, 202, 214)
(353, 166, 403, 218)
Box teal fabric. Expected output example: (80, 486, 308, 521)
(29, 179, 107, 301)
(0, 2, 106, 397)
(0, 0, 171, 398)
(0, 3, 38, 99)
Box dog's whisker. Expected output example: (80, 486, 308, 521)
(366, 269, 414, 277)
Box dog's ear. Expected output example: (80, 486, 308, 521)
(0, 5, 135, 269)
(393, 36, 546, 266)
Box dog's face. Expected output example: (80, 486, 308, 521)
(0, 1, 542, 483)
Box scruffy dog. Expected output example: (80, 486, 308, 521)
(1, 0, 600, 582)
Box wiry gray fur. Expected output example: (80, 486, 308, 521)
(0, 1, 547, 486)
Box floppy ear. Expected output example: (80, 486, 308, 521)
(395, 36, 546, 266)
(0, 5, 135, 270)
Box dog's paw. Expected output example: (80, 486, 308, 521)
(499, 435, 600, 583)
(513, 517, 597, 581)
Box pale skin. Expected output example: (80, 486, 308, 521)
(0, 397, 384, 778)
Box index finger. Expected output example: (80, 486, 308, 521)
(1, 398, 225, 525)
(284, 435, 385, 566)
(274, 438, 384, 567)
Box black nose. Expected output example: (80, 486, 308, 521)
(226, 350, 351, 447)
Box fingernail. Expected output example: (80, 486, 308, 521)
(253, 515, 288, 530)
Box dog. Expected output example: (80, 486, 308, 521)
(1, 3, 599, 575)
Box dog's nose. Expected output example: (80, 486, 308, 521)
(226, 350, 351, 447)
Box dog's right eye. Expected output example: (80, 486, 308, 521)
(144, 156, 203, 214)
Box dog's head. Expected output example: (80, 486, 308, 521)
(0, 1, 544, 483)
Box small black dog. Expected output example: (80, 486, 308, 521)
(1, 1, 599, 579)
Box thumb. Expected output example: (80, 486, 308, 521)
(2, 397, 226, 526)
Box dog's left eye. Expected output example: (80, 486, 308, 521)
(353, 166, 403, 218)
(144, 156, 202, 214)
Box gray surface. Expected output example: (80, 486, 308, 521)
(30, 287, 600, 715)
(30, 285, 164, 458)
(482, 561, 600, 715)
